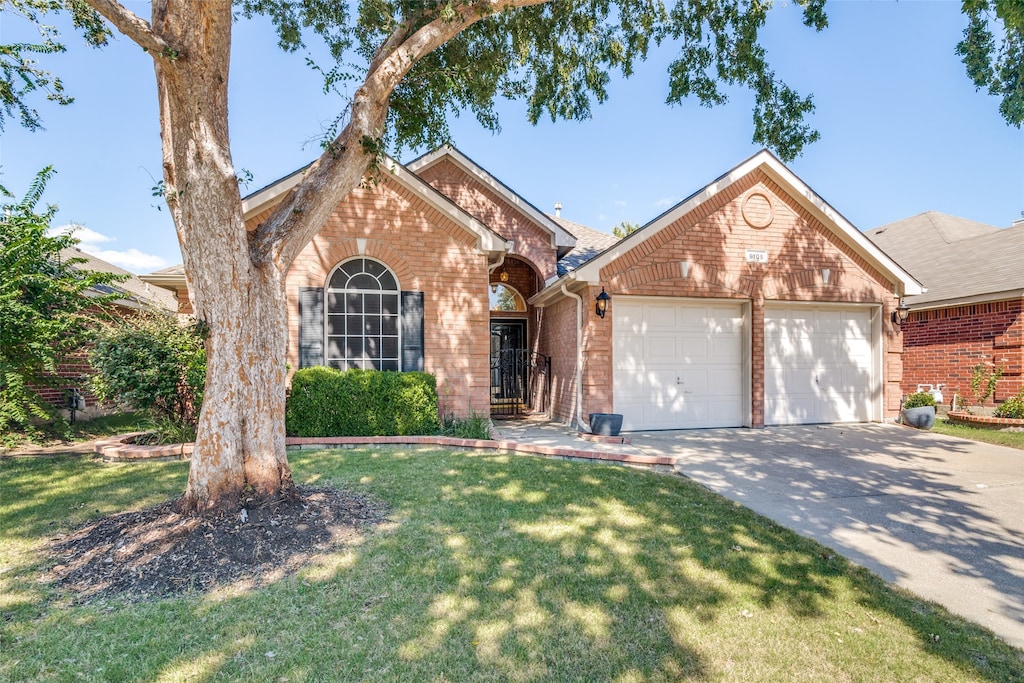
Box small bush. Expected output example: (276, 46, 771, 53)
(286, 367, 439, 437)
(902, 391, 936, 410)
(994, 390, 1024, 419)
(90, 314, 206, 431)
(439, 411, 492, 440)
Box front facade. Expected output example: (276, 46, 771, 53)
(533, 152, 920, 429)
(147, 148, 921, 429)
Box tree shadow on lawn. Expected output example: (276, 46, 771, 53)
(2, 447, 1021, 682)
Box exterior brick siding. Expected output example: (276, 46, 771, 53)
(541, 170, 904, 427)
(416, 158, 560, 281)
(902, 299, 1023, 406)
(283, 176, 493, 417)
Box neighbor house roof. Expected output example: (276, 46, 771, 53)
(550, 215, 620, 277)
(407, 145, 577, 255)
(866, 211, 1024, 308)
(60, 246, 177, 312)
(532, 149, 923, 306)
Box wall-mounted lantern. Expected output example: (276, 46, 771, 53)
(891, 298, 911, 329)
(595, 287, 611, 319)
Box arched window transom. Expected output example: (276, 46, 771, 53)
(326, 258, 400, 371)
(490, 283, 526, 312)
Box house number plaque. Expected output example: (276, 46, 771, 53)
(745, 249, 768, 263)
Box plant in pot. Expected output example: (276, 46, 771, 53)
(901, 391, 937, 429)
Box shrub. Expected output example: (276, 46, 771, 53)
(994, 390, 1024, 419)
(286, 367, 439, 437)
(902, 391, 936, 410)
(439, 410, 492, 440)
(90, 314, 206, 431)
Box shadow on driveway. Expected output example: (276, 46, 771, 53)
(630, 424, 1024, 648)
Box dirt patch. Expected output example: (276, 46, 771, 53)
(46, 486, 388, 603)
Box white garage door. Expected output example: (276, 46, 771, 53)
(613, 298, 745, 431)
(764, 305, 875, 425)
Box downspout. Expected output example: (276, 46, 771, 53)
(488, 241, 514, 276)
(560, 283, 587, 432)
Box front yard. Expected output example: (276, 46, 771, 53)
(2, 448, 1021, 681)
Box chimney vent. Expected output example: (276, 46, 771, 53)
(554, 202, 562, 217)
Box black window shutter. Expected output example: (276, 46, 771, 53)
(401, 291, 424, 371)
(298, 287, 324, 368)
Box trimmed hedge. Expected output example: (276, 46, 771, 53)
(286, 367, 440, 437)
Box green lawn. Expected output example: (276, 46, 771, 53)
(2, 449, 1021, 682)
(932, 418, 1024, 450)
(2, 411, 147, 450)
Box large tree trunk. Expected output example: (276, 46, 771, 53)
(84, 0, 539, 514)
(150, 0, 294, 513)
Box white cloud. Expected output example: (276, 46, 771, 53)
(49, 224, 169, 273)
(85, 248, 169, 272)
(614, 200, 628, 207)
(654, 197, 678, 208)
(50, 223, 114, 244)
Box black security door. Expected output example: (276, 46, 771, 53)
(490, 320, 527, 415)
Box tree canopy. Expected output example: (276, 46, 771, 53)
(0, 167, 123, 435)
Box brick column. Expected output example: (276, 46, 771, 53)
(751, 296, 765, 428)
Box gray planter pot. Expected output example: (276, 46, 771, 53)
(589, 413, 623, 436)
(901, 406, 936, 430)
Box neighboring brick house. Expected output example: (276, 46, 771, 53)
(145, 147, 922, 429)
(41, 247, 178, 410)
(866, 211, 1024, 408)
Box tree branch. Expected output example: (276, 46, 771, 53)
(255, 0, 551, 269)
(83, 0, 176, 57)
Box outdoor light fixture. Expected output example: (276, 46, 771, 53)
(595, 287, 611, 319)
(891, 299, 911, 328)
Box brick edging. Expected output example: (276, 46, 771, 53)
(947, 412, 1024, 429)
(94, 433, 673, 468)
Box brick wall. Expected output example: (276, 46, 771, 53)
(36, 352, 98, 409)
(544, 171, 903, 426)
(536, 296, 583, 424)
(284, 177, 493, 417)
(417, 158, 560, 281)
(902, 299, 1024, 406)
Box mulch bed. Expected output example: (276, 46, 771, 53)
(46, 486, 388, 603)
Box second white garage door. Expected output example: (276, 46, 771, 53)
(764, 305, 876, 425)
(613, 298, 746, 431)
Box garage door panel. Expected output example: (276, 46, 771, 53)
(614, 299, 745, 431)
(765, 306, 874, 425)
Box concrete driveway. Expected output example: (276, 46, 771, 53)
(628, 424, 1024, 649)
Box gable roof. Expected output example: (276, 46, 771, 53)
(241, 155, 509, 256)
(866, 211, 1024, 307)
(532, 150, 923, 304)
(60, 246, 178, 312)
(550, 215, 620, 277)
(407, 145, 577, 255)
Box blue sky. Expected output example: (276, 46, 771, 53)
(1, 1, 1021, 272)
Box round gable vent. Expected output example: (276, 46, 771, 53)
(742, 192, 774, 229)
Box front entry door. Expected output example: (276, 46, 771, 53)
(490, 320, 527, 415)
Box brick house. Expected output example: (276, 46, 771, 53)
(866, 211, 1024, 408)
(144, 148, 921, 429)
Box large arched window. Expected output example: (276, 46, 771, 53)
(326, 258, 400, 371)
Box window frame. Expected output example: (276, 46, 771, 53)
(324, 257, 402, 371)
